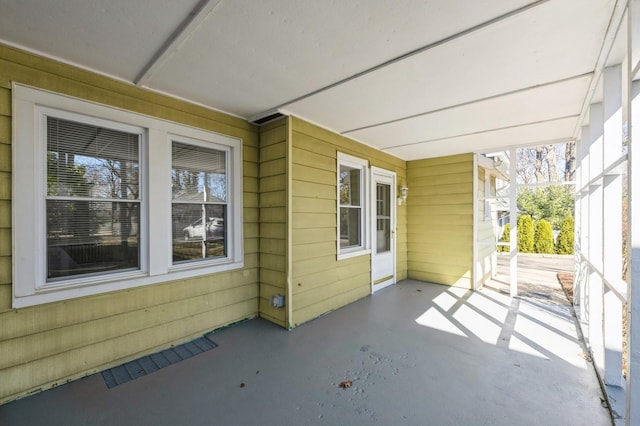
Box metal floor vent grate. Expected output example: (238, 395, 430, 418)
(101, 334, 217, 389)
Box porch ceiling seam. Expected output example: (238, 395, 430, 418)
(380, 115, 580, 150)
(256, 0, 552, 118)
(386, 137, 575, 156)
(134, 0, 223, 86)
(341, 72, 593, 135)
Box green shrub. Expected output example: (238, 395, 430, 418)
(555, 215, 575, 254)
(534, 219, 555, 253)
(498, 223, 510, 252)
(517, 215, 534, 253)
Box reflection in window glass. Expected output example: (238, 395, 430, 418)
(171, 142, 227, 263)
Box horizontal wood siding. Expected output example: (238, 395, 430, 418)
(407, 154, 473, 288)
(0, 45, 259, 404)
(290, 117, 407, 326)
(258, 119, 289, 327)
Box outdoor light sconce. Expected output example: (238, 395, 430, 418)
(397, 186, 409, 205)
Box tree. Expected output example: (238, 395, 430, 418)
(535, 146, 546, 183)
(516, 144, 567, 184)
(47, 152, 95, 236)
(564, 141, 576, 182)
(517, 186, 574, 230)
(498, 223, 510, 253)
(546, 145, 558, 183)
(517, 215, 534, 253)
(555, 215, 575, 255)
(534, 145, 558, 183)
(534, 219, 555, 253)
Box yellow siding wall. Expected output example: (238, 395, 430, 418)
(407, 154, 474, 287)
(258, 119, 289, 327)
(476, 167, 498, 287)
(0, 45, 260, 403)
(290, 118, 407, 326)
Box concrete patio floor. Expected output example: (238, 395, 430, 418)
(0, 257, 611, 425)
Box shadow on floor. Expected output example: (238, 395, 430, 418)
(0, 269, 610, 425)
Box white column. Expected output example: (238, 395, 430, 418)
(626, 78, 640, 426)
(509, 148, 518, 298)
(578, 126, 591, 324)
(632, 0, 640, 78)
(604, 65, 624, 168)
(472, 155, 479, 290)
(588, 103, 605, 376)
(603, 65, 624, 387)
(574, 136, 583, 313)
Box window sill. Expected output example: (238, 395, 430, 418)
(337, 248, 371, 261)
(12, 259, 244, 309)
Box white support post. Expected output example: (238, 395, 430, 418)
(626, 78, 640, 426)
(604, 286, 624, 386)
(574, 136, 583, 312)
(605, 65, 624, 168)
(589, 102, 605, 376)
(603, 65, 624, 387)
(590, 103, 604, 183)
(509, 148, 518, 298)
(472, 154, 479, 290)
(578, 125, 591, 324)
(632, 0, 640, 79)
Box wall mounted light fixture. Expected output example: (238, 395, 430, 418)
(397, 186, 409, 205)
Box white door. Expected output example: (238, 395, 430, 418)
(371, 167, 396, 292)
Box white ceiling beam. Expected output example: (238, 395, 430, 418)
(341, 72, 592, 135)
(264, 0, 552, 115)
(379, 115, 578, 151)
(572, 0, 627, 139)
(134, 0, 222, 86)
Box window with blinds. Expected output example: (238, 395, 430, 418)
(46, 117, 141, 281)
(171, 141, 227, 263)
(13, 84, 243, 308)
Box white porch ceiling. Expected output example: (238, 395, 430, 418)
(0, 0, 620, 160)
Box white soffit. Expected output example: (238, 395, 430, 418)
(284, 0, 612, 134)
(0, 0, 618, 161)
(142, 0, 534, 117)
(387, 116, 577, 159)
(347, 74, 591, 149)
(0, 0, 201, 82)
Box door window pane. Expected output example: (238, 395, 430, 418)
(376, 183, 391, 253)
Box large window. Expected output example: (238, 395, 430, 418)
(13, 84, 243, 308)
(337, 153, 369, 259)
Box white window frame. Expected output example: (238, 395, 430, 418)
(336, 152, 370, 260)
(12, 84, 243, 308)
(484, 170, 492, 221)
(169, 135, 233, 268)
